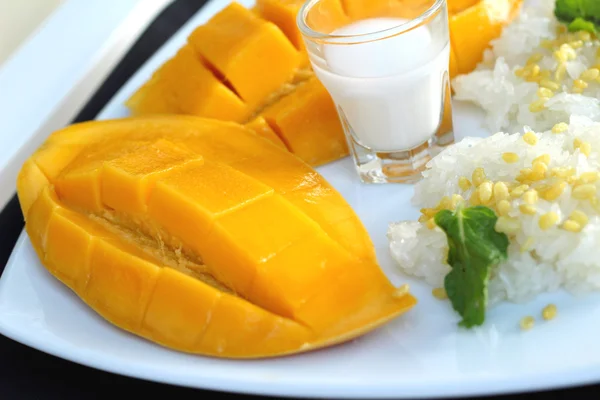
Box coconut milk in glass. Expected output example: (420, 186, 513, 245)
(298, 0, 454, 183)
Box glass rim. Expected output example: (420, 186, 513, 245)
(297, 0, 446, 44)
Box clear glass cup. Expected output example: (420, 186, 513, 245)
(297, 0, 454, 184)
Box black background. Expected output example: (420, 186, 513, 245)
(0, 1, 597, 398)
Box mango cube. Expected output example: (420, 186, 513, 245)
(255, 0, 305, 49)
(45, 209, 111, 290)
(25, 186, 60, 258)
(202, 194, 318, 296)
(245, 116, 287, 149)
(17, 160, 50, 222)
(232, 148, 320, 194)
(142, 268, 220, 350)
(101, 139, 202, 214)
(450, 0, 521, 74)
(261, 78, 348, 166)
(250, 232, 354, 317)
(147, 160, 274, 256)
(86, 238, 161, 331)
(188, 3, 300, 108)
(199, 295, 279, 356)
(128, 45, 249, 122)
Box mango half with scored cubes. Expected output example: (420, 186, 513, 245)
(126, 0, 522, 167)
(17, 116, 416, 359)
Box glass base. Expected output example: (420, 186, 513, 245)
(348, 135, 450, 184)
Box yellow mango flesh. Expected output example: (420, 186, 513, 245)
(16, 159, 49, 218)
(339, 0, 391, 19)
(141, 267, 220, 349)
(187, 2, 300, 108)
(340, 0, 433, 20)
(45, 208, 112, 291)
(86, 237, 162, 332)
(260, 77, 348, 167)
(249, 230, 356, 320)
(126, 45, 249, 122)
(447, 0, 480, 14)
(231, 150, 375, 262)
(255, 0, 305, 50)
(450, 0, 523, 74)
(101, 139, 202, 215)
(17, 116, 415, 359)
(28, 189, 312, 357)
(244, 116, 287, 149)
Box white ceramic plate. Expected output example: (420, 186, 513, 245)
(2, 0, 600, 398)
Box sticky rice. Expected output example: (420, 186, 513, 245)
(388, 116, 600, 306)
(452, 0, 600, 134)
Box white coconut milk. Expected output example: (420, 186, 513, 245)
(312, 17, 449, 152)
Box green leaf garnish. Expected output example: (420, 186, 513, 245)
(555, 0, 600, 33)
(434, 205, 509, 328)
(568, 17, 597, 33)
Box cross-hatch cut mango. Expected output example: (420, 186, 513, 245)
(17, 116, 416, 359)
(126, 0, 521, 167)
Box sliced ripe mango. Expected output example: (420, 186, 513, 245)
(340, 0, 407, 19)
(141, 267, 221, 350)
(101, 139, 202, 215)
(252, 0, 333, 69)
(188, 2, 300, 108)
(25, 186, 60, 260)
(284, 183, 376, 261)
(17, 116, 415, 359)
(16, 159, 49, 218)
(260, 77, 348, 167)
(337, 0, 441, 21)
(296, 260, 411, 337)
(86, 237, 162, 332)
(447, 0, 479, 14)
(25, 185, 312, 358)
(45, 208, 111, 291)
(171, 122, 280, 166)
(230, 147, 375, 262)
(450, 0, 522, 74)
(231, 147, 320, 195)
(126, 45, 249, 122)
(126, 73, 176, 116)
(201, 193, 320, 298)
(197, 292, 311, 357)
(248, 230, 356, 318)
(255, 0, 305, 50)
(55, 140, 154, 213)
(245, 116, 288, 149)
